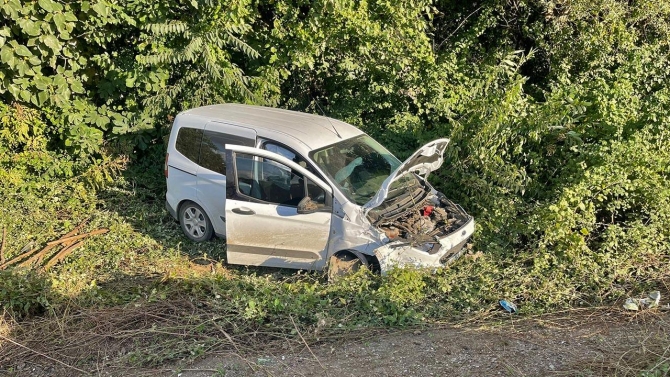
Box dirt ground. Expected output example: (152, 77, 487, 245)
(170, 310, 670, 377)
(3, 308, 669, 377)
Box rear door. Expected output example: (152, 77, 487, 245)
(224, 145, 333, 270)
(195, 122, 256, 236)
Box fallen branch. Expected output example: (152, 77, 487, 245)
(44, 241, 84, 271)
(0, 222, 99, 270)
(20, 220, 89, 268)
(0, 245, 40, 270)
(46, 228, 108, 246)
(19, 243, 60, 268)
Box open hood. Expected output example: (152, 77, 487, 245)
(363, 138, 450, 211)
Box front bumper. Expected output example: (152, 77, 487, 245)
(373, 216, 475, 273)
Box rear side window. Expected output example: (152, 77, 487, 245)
(175, 127, 203, 164)
(175, 127, 255, 174)
(199, 130, 255, 174)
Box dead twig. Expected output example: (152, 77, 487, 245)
(211, 319, 259, 372)
(44, 241, 84, 271)
(46, 228, 108, 246)
(0, 226, 5, 265)
(0, 334, 87, 374)
(289, 314, 327, 373)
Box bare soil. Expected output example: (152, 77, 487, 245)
(174, 309, 670, 377)
(3, 308, 669, 377)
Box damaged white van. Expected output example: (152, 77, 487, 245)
(165, 104, 474, 276)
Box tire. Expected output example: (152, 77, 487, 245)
(179, 201, 214, 242)
(328, 252, 364, 282)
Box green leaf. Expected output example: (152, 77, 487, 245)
(70, 80, 85, 94)
(53, 74, 66, 88)
(7, 83, 20, 97)
(64, 12, 77, 22)
(18, 20, 41, 36)
(14, 59, 29, 76)
(37, 90, 49, 105)
(0, 45, 13, 65)
(53, 13, 67, 35)
(14, 45, 32, 57)
(2, 0, 21, 18)
(38, 0, 55, 12)
(91, 2, 108, 17)
(42, 35, 61, 53)
(34, 75, 51, 90)
(95, 115, 110, 129)
(19, 89, 31, 102)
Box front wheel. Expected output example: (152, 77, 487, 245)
(179, 201, 214, 242)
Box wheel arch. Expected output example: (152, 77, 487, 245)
(330, 249, 380, 271)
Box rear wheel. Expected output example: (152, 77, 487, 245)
(179, 201, 213, 242)
(328, 252, 364, 282)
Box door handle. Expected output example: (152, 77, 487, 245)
(232, 207, 255, 215)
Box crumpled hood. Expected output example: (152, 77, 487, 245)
(363, 138, 450, 212)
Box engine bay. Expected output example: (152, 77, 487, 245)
(367, 187, 468, 246)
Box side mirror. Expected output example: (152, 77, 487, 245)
(297, 196, 319, 214)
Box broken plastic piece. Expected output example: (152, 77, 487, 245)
(623, 298, 639, 311)
(623, 291, 662, 311)
(423, 206, 434, 217)
(649, 291, 661, 308)
(499, 299, 517, 313)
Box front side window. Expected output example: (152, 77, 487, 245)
(310, 135, 418, 205)
(235, 153, 316, 207)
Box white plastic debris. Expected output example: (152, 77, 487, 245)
(623, 298, 639, 311)
(623, 291, 661, 311)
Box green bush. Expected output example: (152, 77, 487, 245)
(0, 269, 52, 318)
(0, 0, 668, 322)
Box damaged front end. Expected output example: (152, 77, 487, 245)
(368, 188, 474, 272)
(363, 138, 475, 272)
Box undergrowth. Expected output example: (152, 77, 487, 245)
(1, 107, 669, 374)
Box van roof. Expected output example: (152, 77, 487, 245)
(181, 104, 364, 149)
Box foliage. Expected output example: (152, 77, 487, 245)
(0, 269, 51, 318)
(0, 0, 669, 371)
(0, 0, 273, 157)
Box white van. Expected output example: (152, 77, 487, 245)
(165, 104, 474, 276)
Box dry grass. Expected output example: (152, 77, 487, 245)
(0, 294, 383, 376)
(2, 299, 670, 376)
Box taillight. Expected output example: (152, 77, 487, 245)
(164, 153, 169, 178)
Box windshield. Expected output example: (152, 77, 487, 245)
(310, 135, 418, 205)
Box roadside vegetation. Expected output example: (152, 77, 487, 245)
(1, 0, 669, 374)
